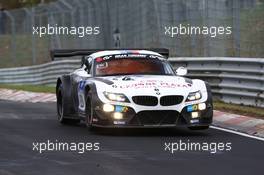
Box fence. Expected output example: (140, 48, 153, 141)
(0, 58, 263, 107)
(0, 0, 264, 68)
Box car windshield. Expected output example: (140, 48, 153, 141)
(94, 55, 175, 76)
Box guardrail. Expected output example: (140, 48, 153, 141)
(0, 58, 263, 107)
(0, 59, 80, 85)
(170, 57, 264, 107)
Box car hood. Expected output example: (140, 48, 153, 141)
(93, 75, 195, 96)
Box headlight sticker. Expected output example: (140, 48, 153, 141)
(187, 104, 198, 112)
(115, 105, 129, 112)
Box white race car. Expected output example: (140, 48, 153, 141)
(54, 49, 213, 130)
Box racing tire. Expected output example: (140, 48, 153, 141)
(57, 84, 80, 125)
(85, 97, 95, 131)
(188, 126, 209, 130)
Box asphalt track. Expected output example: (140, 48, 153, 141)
(0, 100, 263, 175)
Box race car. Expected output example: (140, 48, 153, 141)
(53, 48, 213, 130)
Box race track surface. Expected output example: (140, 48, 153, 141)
(0, 100, 263, 175)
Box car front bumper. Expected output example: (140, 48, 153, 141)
(90, 99, 213, 128)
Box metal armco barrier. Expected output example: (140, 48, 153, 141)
(170, 57, 264, 107)
(0, 59, 80, 85)
(0, 58, 263, 107)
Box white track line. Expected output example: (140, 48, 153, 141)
(210, 125, 264, 142)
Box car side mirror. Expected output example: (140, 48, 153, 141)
(82, 56, 93, 67)
(175, 67, 187, 76)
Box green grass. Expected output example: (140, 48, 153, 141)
(0, 84, 55, 93)
(214, 101, 264, 119)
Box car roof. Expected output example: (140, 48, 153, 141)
(89, 50, 163, 59)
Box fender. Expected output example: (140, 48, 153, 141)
(205, 82, 213, 104)
(78, 81, 97, 114)
(205, 82, 214, 118)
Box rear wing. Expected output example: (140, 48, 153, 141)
(50, 48, 169, 61)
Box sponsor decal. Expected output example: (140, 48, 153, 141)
(79, 80, 86, 90)
(113, 121, 126, 125)
(95, 54, 162, 63)
(115, 54, 146, 58)
(190, 119, 199, 123)
(118, 80, 190, 89)
(120, 50, 139, 54)
(78, 93, 85, 111)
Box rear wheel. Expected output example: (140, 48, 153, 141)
(188, 126, 209, 130)
(57, 84, 80, 124)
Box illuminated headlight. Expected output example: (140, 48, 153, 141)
(191, 112, 199, 118)
(113, 112, 123, 120)
(104, 92, 129, 102)
(198, 103, 206, 110)
(186, 91, 202, 101)
(103, 104, 115, 112)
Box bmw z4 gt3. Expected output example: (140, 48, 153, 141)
(54, 49, 213, 130)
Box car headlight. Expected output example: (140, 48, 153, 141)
(104, 92, 130, 102)
(186, 91, 202, 101)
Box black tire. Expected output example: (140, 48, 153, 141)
(57, 84, 80, 125)
(188, 126, 209, 130)
(85, 97, 95, 130)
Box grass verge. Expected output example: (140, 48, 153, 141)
(214, 101, 264, 119)
(0, 84, 55, 93)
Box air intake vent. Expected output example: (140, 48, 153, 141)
(160, 95, 183, 106)
(132, 96, 158, 106)
(133, 110, 179, 125)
